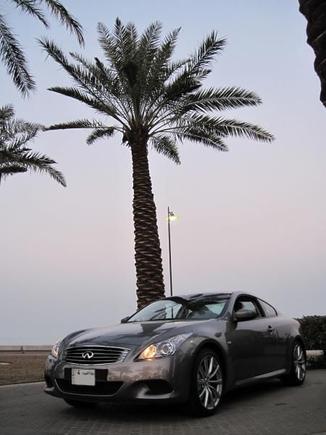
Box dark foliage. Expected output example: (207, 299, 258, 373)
(298, 315, 326, 350)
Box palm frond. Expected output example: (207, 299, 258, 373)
(0, 105, 65, 186)
(182, 114, 274, 142)
(48, 86, 119, 119)
(86, 127, 115, 145)
(11, 149, 66, 185)
(0, 163, 27, 183)
(125, 23, 138, 45)
(188, 31, 226, 76)
(138, 21, 162, 57)
(1, 119, 40, 141)
(214, 118, 274, 142)
(69, 52, 122, 103)
(0, 105, 15, 123)
(114, 18, 138, 59)
(11, 0, 48, 27)
(151, 135, 180, 164)
(40, 0, 84, 45)
(45, 119, 108, 131)
(94, 57, 123, 99)
(97, 22, 124, 71)
(0, 147, 66, 186)
(0, 164, 27, 174)
(97, 22, 114, 62)
(143, 28, 180, 102)
(141, 21, 162, 43)
(10, 129, 38, 148)
(0, 14, 35, 95)
(40, 40, 127, 122)
(39, 39, 82, 82)
(165, 74, 201, 101)
(181, 87, 262, 113)
(160, 33, 224, 102)
(176, 128, 228, 151)
(0, 1, 83, 95)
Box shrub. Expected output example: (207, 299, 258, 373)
(298, 316, 326, 350)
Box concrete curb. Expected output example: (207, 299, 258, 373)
(0, 381, 44, 389)
(306, 350, 324, 357)
(0, 346, 51, 352)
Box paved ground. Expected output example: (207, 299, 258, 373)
(0, 371, 325, 435)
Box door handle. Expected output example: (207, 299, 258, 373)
(267, 325, 274, 333)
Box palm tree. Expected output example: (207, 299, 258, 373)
(40, 19, 274, 308)
(299, 0, 326, 107)
(0, 0, 84, 96)
(0, 105, 65, 185)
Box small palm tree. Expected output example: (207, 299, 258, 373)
(0, 0, 84, 96)
(40, 19, 274, 308)
(0, 105, 65, 185)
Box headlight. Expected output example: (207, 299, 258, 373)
(138, 333, 192, 360)
(51, 340, 61, 358)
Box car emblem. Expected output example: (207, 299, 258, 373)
(82, 351, 94, 359)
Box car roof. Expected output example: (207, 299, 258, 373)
(166, 292, 233, 302)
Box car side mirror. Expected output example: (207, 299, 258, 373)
(120, 316, 130, 324)
(233, 309, 257, 322)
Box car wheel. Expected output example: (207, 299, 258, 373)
(189, 348, 224, 416)
(283, 341, 306, 386)
(64, 399, 97, 408)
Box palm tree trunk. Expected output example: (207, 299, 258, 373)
(299, 0, 326, 107)
(131, 142, 165, 308)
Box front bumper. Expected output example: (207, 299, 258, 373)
(44, 352, 191, 403)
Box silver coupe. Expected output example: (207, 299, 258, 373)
(44, 292, 306, 416)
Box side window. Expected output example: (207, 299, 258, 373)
(258, 299, 277, 318)
(234, 298, 262, 318)
(186, 302, 226, 320)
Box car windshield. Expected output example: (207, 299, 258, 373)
(127, 297, 229, 322)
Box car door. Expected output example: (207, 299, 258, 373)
(257, 298, 289, 372)
(226, 296, 270, 381)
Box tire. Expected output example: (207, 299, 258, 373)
(282, 341, 306, 386)
(64, 399, 97, 408)
(188, 348, 224, 417)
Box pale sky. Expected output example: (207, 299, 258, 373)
(1, 1, 325, 344)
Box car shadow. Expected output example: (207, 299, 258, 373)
(59, 378, 285, 421)
(222, 378, 284, 408)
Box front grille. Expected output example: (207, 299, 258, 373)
(63, 346, 129, 364)
(56, 379, 123, 395)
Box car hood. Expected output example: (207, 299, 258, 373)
(64, 320, 211, 349)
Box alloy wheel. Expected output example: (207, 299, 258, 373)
(293, 343, 306, 382)
(196, 354, 223, 410)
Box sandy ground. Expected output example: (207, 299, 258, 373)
(0, 352, 48, 385)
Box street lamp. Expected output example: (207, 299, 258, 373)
(167, 207, 177, 297)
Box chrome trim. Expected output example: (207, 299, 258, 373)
(63, 345, 130, 365)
